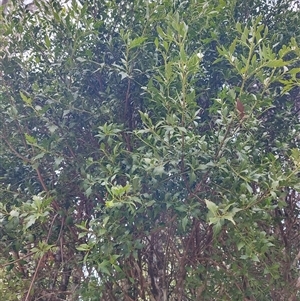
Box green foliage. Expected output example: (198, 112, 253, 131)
(1, 0, 300, 300)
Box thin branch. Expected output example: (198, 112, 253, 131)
(24, 253, 44, 301)
(1, 135, 31, 163)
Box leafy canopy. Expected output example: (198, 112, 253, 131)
(0, 0, 300, 300)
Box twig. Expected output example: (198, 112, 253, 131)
(1, 135, 31, 163)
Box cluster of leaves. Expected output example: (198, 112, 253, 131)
(0, 0, 300, 300)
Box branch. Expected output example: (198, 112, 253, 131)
(1, 135, 31, 163)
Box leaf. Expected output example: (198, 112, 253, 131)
(175, 205, 187, 212)
(128, 37, 147, 50)
(229, 38, 237, 54)
(111, 184, 130, 197)
(24, 216, 37, 229)
(103, 216, 110, 227)
(76, 244, 92, 251)
(45, 35, 51, 48)
(154, 37, 159, 49)
(236, 22, 242, 33)
(25, 133, 37, 144)
(289, 67, 300, 75)
(85, 186, 92, 197)
(205, 199, 218, 215)
(212, 221, 222, 236)
(251, 254, 260, 262)
(181, 216, 188, 231)
(20, 91, 32, 106)
(208, 216, 220, 225)
(78, 232, 86, 239)
(119, 71, 129, 80)
(75, 223, 89, 231)
(222, 213, 236, 225)
(157, 26, 165, 38)
(47, 124, 58, 133)
(33, 152, 45, 161)
(54, 157, 64, 168)
(165, 61, 172, 81)
(237, 242, 245, 251)
(9, 209, 19, 217)
(76, 57, 86, 62)
(153, 165, 165, 176)
(98, 261, 111, 275)
(265, 59, 288, 67)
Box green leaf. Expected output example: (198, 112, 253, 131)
(222, 213, 236, 225)
(205, 199, 218, 215)
(128, 37, 147, 50)
(85, 186, 92, 197)
(153, 165, 165, 176)
(45, 34, 51, 48)
(237, 242, 245, 251)
(236, 22, 242, 33)
(229, 38, 237, 54)
(251, 254, 260, 262)
(20, 91, 32, 106)
(181, 216, 188, 231)
(76, 244, 92, 252)
(103, 216, 110, 227)
(25, 133, 37, 144)
(24, 216, 37, 229)
(98, 261, 111, 275)
(32, 152, 45, 161)
(265, 59, 288, 67)
(212, 221, 222, 236)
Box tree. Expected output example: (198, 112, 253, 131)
(0, 0, 300, 300)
